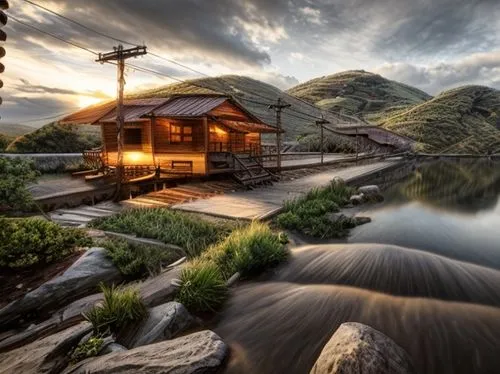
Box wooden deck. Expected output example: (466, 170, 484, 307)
(172, 161, 401, 220)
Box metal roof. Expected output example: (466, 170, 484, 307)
(218, 119, 281, 134)
(150, 96, 227, 117)
(99, 99, 170, 123)
(60, 98, 170, 125)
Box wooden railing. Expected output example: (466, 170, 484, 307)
(83, 147, 105, 171)
(209, 142, 261, 156)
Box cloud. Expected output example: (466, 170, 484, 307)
(375, 51, 500, 94)
(298, 7, 322, 25)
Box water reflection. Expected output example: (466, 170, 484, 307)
(349, 160, 500, 270)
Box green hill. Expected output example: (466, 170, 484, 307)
(379, 86, 500, 153)
(129, 75, 360, 140)
(0, 123, 37, 137)
(287, 70, 431, 121)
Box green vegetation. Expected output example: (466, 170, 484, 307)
(176, 261, 228, 313)
(102, 238, 180, 279)
(0, 217, 91, 269)
(83, 283, 147, 335)
(295, 133, 356, 153)
(287, 70, 431, 118)
(177, 221, 288, 313)
(7, 123, 101, 153)
(379, 86, 500, 153)
(0, 157, 39, 212)
(0, 134, 11, 152)
(70, 335, 104, 364)
(276, 180, 357, 238)
(89, 208, 236, 257)
(0, 123, 36, 138)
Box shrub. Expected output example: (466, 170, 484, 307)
(83, 283, 147, 335)
(70, 335, 104, 364)
(276, 180, 359, 239)
(89, 208, 236, 257)
(0, 217, 91, 269)
(7, 123, 101, 153)
(202, 221, 288, 278)
(176, 261, 228, 313)
(0, 157, 39, 211)
(102, 238, 181, 279)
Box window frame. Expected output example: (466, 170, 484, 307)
(170, 124, 193, 144)
(123, 127, 143, 147)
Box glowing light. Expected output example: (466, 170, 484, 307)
(78, 96, 103, 108)
(126, 152, 146, 164)
(212, 126, 227, 135)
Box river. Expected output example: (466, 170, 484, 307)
(213, 159, 500, 374)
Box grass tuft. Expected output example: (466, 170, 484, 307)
(276, 180, 358, 238)
(83, 283, 147, 335)
(89, 208, 236, 258)
(102, 238, 180, 279)
(176, 260, 228, 313)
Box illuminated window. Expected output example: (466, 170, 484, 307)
(171, 124, 193, 143)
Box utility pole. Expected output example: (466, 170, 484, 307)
(315, 117, 330, 165)
(355, 127, 359, 164)
(269, 98, 290, 173)
(97, 45, 147, 200)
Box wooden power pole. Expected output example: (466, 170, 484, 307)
(315, 117, 330, 164)
(97, 45, 147, 200)
(269, 98, 290, 173)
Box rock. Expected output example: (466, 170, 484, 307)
(0, 248, 122, 329)
(226, 272, 241, 287)
(63, 330, 228, 374)
(310, 322, 415, 374)
(0, 322, 92, 374)
(100, 342, 127, 355)
(121, 302, 194, 348)
(358, 185, 381, 196)
(350, 194, 364, 205)
(355, 217, 372, 225)
(331, 176, 345, 186)
(326, 213, 347, 223)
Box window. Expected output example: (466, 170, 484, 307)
(170, 124, 193, 143)
(124, 128, 142, 146)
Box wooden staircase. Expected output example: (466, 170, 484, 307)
(232, 154, 276, 186)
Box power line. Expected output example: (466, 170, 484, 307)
(21, 0, 139, 47)
(9, 15, 98, 55)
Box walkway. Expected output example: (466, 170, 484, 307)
(263, 153, 362, 169)
(173, 160, 400, 220)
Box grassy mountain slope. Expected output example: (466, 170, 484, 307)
(129, 75, 360, 140)
(0, 123, 37, 137)
(379, 86, 500, 153)
(287, 70, 431, 120)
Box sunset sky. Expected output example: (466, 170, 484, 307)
(4, 0, 500, 127)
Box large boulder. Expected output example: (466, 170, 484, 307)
(0, 248, 121, 329)
(358, 185, 384, 202)
(310, 323, 415, 374)
(64, 330, 228, 374)
(0, 322, 91, 374)
(120, 302, 194, 348)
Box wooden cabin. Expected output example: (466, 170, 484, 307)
(61, 95, 280, 183)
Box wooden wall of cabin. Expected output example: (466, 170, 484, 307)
(154, 118, 205, 153)
(209, 101, 250, 121)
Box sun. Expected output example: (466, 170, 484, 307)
(78, 96, 105, 108)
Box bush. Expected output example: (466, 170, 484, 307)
(177, 222, 288, 313)
(176, 261, 228, 313)
(0, 217, 91, 269)
(70, 335, 104, 364)
(201, 221, 288, 278)
(89, 208, 236, 257)
(276, 180, 359, 238)
(103, 239, 181, 279)
(83, 283, 147, 335)
(0, 157, 39, 211)
(7, 123, 101, 153)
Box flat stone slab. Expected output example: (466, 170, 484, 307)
(173, 161, 397, 220)
(63, 330, 228, 374)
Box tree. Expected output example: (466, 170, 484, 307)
(0, 157, 39, 212)
(7, 123, 101, 153)
(0, 133, 9, 151)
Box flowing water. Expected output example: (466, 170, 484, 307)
(213, 160, 500, 374)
